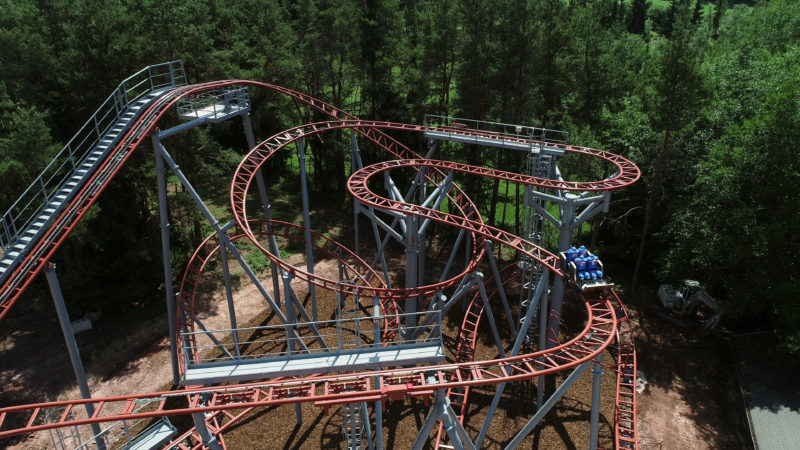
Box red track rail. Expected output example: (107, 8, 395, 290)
(608, 290, 639, 449)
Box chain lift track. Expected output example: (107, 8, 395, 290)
(0, 70, 641, 449)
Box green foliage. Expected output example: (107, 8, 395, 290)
(0, 86, 60, 210)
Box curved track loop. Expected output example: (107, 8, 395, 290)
(230, 120, 641, 293)
(175, 219, 395, 374)
(230, 121, 485, 300)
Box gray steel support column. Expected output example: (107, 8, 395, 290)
(443, 400, 475, 450)
(255, 170, 282, 305)
(486, 241, 517, 335)
(411, 388, 447, 450)
(155, 144, 292, 330)
(374, 397, 383, 450)
(191, 412, 222, 450)
(440, 398, 466, 450)
(351, 133, 363, 259)
(419, 226, 427, 287)
(418, 168, 428, 287)
(405, 213, 419, 334)
(217, 241, 240, 358)
(474, 272, 506, 359)
(537, 286, 551, 410)
(43, 264, 106, 450)
(362, 402, 374, 450)
(504, 361, 591, 449)
(297, 140, 319, 321)
(372, 299, 384, 450)
(475, 269, 549, 448)
(589, 352, 605, 450)
(152, 133, 180, 386)
(282, 272, 304, 424)
(439, 228, 466, 283)
(548, 196, 576, 346)
(245, 112, 283, 307)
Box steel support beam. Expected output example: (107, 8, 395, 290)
(589, 352, 605, 450)
(404, 213, 419, 334)
(505, 361, 591, 449)
(191, 411, 222, 450)
(283, 272, 304, 424)
(43, 264, 106, 450)
(412, 388, 475, 450)
(151, 133, 180, 386)
(244, 112, 284, 308)
(217, 240, 240, 358)
(486, 240, 517, 335)
(474, 271, 506, 359)
(475, 269, 549, 448)
(297, 140, 319, 321)
(154, 144, 292, 329)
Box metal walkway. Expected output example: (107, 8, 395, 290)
(185, 344, 446, 385)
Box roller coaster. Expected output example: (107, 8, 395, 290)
(0, 62, 640, 449)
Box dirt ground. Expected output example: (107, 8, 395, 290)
(0, 258, 750, 449)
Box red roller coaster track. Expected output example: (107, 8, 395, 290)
(0, 79, 640, 449)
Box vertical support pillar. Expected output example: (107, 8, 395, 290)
(372, 298, 384, 450)
(282, 273, 303, 424)
(547, 196, 576, 346)
(486, 241, 517, 335)
(418, 168, 428, 287)
(537, 286, 550, 410)
(589, 352, 605, 450)
(297, 139, 318, 321)
(405, 213, 419, 335)
(218, 242, 240, 357)
(351, 132, 362, 259)
(152, 132, 180, 386)
(191, 412, 222, 450)
(44, 264, 106, 450)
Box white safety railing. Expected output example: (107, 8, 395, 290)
(72, 400, 175, 450)
(424, 114, 569, 146)
(176, 86, 250, 121)
(0, 61, 186, 253)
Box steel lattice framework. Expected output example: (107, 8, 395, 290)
(0, 67, 641, 449)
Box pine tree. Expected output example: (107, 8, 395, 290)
(627, 0, 649, 35)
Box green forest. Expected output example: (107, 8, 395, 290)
(1, 0, 798, 356)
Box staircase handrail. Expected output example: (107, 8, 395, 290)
(0, 61, 186, 252)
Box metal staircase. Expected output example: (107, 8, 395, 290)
(517, 148, 554, 353)
(0, 61, 186, 317)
